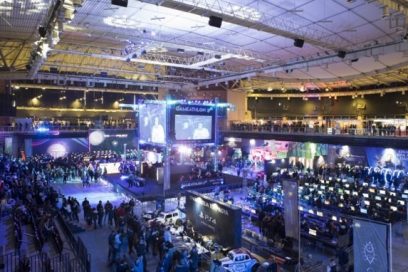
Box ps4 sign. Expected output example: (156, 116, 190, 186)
(185, 191, 242, 248)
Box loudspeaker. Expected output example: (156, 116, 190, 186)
(38, 26, 47, 38)
(293, 38, 304, 48)
(209, 16, 222, 28)
(337, 51, 346, 59)
(111, 0, 127, 7)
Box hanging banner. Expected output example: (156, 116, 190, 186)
(353, 219, 390, 272)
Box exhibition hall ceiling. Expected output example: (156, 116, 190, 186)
(1, 0, 408, 92)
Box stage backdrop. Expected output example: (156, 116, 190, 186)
(185, 191, 241, 248)
(353, 219, 390, 272)
(89, 129, 137, 153)
(32, 138, 89, 158)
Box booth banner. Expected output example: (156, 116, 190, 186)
(185, 191, 242, 248)
(99, 162, 121, 174)
(365, 147, 408, 170)
(180, 178, 224, 190)
(353, 219, 390, 272)
(282, 179, 299, 240)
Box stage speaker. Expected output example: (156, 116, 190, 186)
(38, 26, 47, 38)
(293, 38, 304, 48)
(337, 51, 346, 59)
(209, 16, 222, 28)
(111, 0, 127, 7)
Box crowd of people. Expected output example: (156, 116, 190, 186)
(230, 120, 407, 137)
(8, 119, 135, 132)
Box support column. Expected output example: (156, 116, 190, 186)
(158, 88, 168, 100)
(0, 80, 16, 126)
(226, 89, 250, 128)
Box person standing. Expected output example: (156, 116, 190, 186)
(97, 200, 104, 227)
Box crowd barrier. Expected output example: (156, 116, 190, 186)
(56, 213, 91, 272)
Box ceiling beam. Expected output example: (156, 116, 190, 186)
(198, 40, 408, 87)
(247, 86, 408, 99)
(0, 49, 8, 69)
(11, 83, 159, 95)
(9, 43, 26, 69)
(140, 0, 340, 50)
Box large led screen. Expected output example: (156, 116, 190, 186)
(170, 103, 215, 143)
(32, 138, 89, 158)
(175, 115, 212, 140)
(138, 102, 166, 144)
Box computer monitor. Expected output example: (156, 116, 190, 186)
(309, 229, 317, 236)
(338, 189, 344, 194)
(360, 208, 367, 214)
(305, 196, 310, 200)
(404, 190, 408, 194)
(398, 200, 405, 205)
(363, 193, 369, 198)
(317, 211, 323, 217)
(352, 191, 358, 196)
(320, 180, 325, 184)
(305, 182, 310, 186)
(345, 183, 350, 188)
(390, 192, 396, 197)
(402, 194, 408, 199)
(375, 196, 381, 201)
(375, 203, 381, 207)
(390, 206, 397, 211)
(338, 203, 344, 208)
(321, 185, 326, 190)
(345, 190, 350, 195)
(363, 182, 369, 186)
(369, 188, 375, 193)
(308, 209, 314, 214)
(379, 190, 386, 195)
(324, 200, 330, 205)
(318, 191, 323, 195)
(351, 206, 355, 211)
(331, 216, 337, 221)
(329, 187, 334, 191)
(364, 200, 370, 206)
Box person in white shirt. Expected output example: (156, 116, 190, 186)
(151, 117, 165, 143)
(193, 123, 210, 140)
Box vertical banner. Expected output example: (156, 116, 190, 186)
(282, 179, 299, 240)
(353, 219, 390, 272)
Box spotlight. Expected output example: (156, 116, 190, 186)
(293, 38, 304, 48)
(38, 26, 47, 38)
(111, 0, 127, 7)
(337, 51, 346, 59)
(208, 16, 222, 28)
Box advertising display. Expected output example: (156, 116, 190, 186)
(185, 191, 242, 248)
(138, 102, 167, 144)
(89, 129, 137, 153)
(353, 219, 390, 272)
(170, 103, 215, 143)
(99, 162, 121, 174)
(32, 138, 89, 158)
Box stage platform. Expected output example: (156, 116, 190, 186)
(106, 173, 246, 201)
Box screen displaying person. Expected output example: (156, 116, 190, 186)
(178, 121, 192, 140)
(139, 115, 150, 141)
(193, 122, 210, 140)
(151, 116, 165, 143)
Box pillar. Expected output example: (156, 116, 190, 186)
(226, 89, 251, 128)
